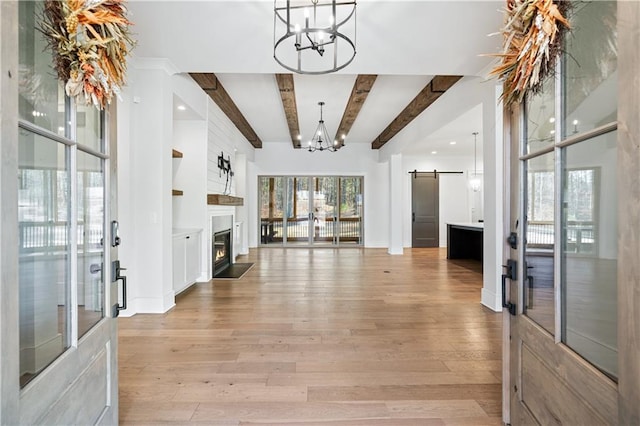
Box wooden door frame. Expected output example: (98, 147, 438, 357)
(0, 1, 21, 422)
(617, 1, 640, 422)
(501, 101, 517, 426)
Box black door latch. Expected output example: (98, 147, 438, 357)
(501, 259, 517, 316)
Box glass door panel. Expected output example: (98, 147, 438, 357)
(76, 152, 105, 338)
(562, 131, 618, 379)
(524, 152, 555, 335)
(339, 177, 363, 245)
(563, 1, 617, 139)
(313, 177, 338, 245)
(259, 176, 286, 245)
(18, 131, 70, 387)
(525, 78, 556, 155)
(287, 177, 311, 244)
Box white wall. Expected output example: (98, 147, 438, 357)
(234, 154, 250, 255)
(250, 141, 389, 248)
(118, 61, 222, 315)
(480, 84, 503, 312)
(389, 154, 403, 254)
(117, 61, 175, 315)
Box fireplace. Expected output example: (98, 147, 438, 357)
(213, 229, 232, 276)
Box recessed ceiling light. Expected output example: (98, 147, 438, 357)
(431, 151, 437, 154)
(549, 117, 555, 123)
(177, 105, 186, 111)
(450, 141, 456, 145)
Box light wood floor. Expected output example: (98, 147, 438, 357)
(118, 248, 502, 425)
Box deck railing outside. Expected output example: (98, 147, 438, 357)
(19, 221, 103, 253)
(526, 220, 595, 254)
(261, 217, 361, 243)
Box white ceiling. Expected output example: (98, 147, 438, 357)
(135, 1, 503, 155)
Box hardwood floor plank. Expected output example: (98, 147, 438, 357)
(238, 420, 445, 426)
(295, 360, 450, 374)
(119, 401, 199, 423)
(191, 402, 390, 422)
(443, 360, 502, 372)
(217, 362, 297, 374)
(119, 247, 502, 424)
(306, 383, 502, 402)
(385, 400, 487, 418)
(238, 420, 444, 426)
(267, 371, 500, 387)
(442, 417, 502, 426)
(172, 383, 308, 402)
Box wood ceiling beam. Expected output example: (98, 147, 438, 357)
(370, 75, 463, 150)
(275, 74, 302, 149)
(189, 73, 262, 149)
(334, 74, 377, 147)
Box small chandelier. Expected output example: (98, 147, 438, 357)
(307, 102, 342, 152)
(470, 132, 482, 192)
(274, 0, 357, 75)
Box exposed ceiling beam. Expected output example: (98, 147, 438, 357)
(370, 75, 463, 150)
(275, 74, 301, 149)
(189, 73, 262, 149)
(334, 74, 377, 147)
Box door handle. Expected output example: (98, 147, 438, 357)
(111, 260, 127, 317)
(412, 212, 415, 222)
(501, 259, 517, 316)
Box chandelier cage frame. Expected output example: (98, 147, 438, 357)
(274, 0, 357, 75)
(307, 101, 342, 152)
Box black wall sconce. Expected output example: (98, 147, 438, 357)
(218, 151, 234, 194)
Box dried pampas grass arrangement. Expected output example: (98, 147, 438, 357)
(40, 0, 135, 109)
(489, 0, 571, 107)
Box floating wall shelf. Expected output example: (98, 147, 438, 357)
(207, 194, 243, 206)
(172, 149, 183, 158)
(172, 189, 184, 196)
